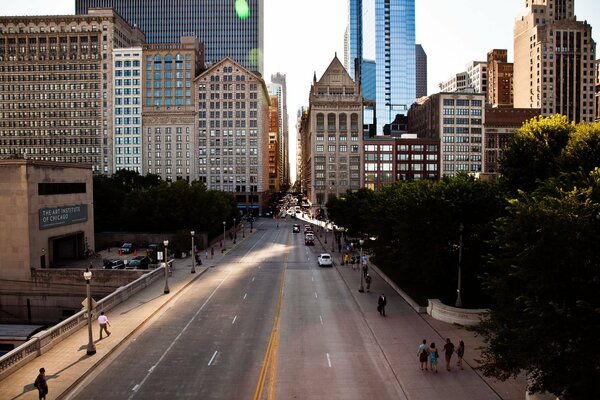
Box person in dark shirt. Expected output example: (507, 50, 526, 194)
(34, 367, 48, 400)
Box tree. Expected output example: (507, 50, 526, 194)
(476, 171, 600, 398)
(500, 115, 575, 194)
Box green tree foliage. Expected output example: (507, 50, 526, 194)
(326, 188, 376, 237)
(477, 170, 600, 398)
(93, 172, 238, 238)
(500, 115, 575, 193)
(368, 174, 504, 306)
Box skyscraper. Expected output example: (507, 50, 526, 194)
(514, 0, 596, 122)
(415, 44, 428, 98)
(487, 49, 514, 108)
(270, 73, 289, 188)
(76, 0, 264, 74)
(346, 0, 416, 131)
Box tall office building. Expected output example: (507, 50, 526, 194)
(346, 0, 416, 131)
(487, 49, 514, 108)
(76, 0, 264, 74)
(416, 44, 428, 98)
(0, 9, 144, 173)
(142, 37, 204, 182)
(303, 56, 363, 210)
(514, 0, 596, 122)
(270, 73, 289, 189)
(440, 61, 487, 94)
(195, 58, 270, 214)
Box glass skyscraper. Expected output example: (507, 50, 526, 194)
(346, 0, 416, 131)
(76, 0, 264, 74)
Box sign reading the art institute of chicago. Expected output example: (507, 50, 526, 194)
(39, 205, 88, 230)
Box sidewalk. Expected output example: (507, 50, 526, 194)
(0, 235, 246, 400)
(326, 239, 528, 399)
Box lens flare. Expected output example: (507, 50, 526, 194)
(235, 0, 250, 20)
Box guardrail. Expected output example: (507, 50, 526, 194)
(0, 267, 164, 382)
(427, 298, 489, 326)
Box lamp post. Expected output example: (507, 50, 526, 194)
(163, 239, 170, 294)
(242, 222, 245, 238)
(331, 227, 335, 253)
(324, 228, 328, 244)
(190, 231, 196, 274)
(83, 268, 96, 355)
(250, 189, 254, 233)
(358, 239, 365, 293)
(455, 223, 464, 308)
(223, 221, 226, 247)
(233, 218, 237, 244)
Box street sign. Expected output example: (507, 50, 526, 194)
(81, 298, 97, 309)
(158, 251, 164, 261)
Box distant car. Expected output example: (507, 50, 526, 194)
(304, 225, 311, 233)
(120, 242, 135, 254)
(126, 255, 150, 270)
(103, 259, 125, 270)
(293, 224, 300, 233)
(305, 233, 315, 245)
(317, 253, 333, 267)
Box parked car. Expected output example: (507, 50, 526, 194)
(317, 253, 333, 267)
(126, 255, 150, 270)
(305, 233, 315, 245)
(304, 225, 312, 233)
(292, 224, 300, 233)
(103, 259, 125, 270)
(120, 242, 135, 254)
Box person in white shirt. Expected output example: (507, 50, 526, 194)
(98, 311, 111, 339)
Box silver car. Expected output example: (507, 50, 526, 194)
(317, 253, 333, 267)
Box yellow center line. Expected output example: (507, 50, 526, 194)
(253, 232, 289, 400)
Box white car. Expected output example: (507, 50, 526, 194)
(317, 253, 333, 267)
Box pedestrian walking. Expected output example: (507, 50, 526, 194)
(443, 338, 455, 371)
(98, 311, 111, 339)
(377, 293, 387, 316)
(365, 274, 372, 292)
(219, 239, 223, 248)
(205, 250, 209, 259)
(362, 262, 369, 278)
(34, 367, 48, 400)
(351, 255, 356, 270)
(417, 339, 429, 371)
(211, 247, 214, 259)
(456, 340, 465, 370)
(429, 342, 439, 372)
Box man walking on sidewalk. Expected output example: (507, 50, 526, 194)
(98, 311, 111, 339)
(378, 293, 387, 316)
(34, 367, 48, 400)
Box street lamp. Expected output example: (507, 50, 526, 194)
(163, 239, 170, 294)
(223, 221, 226, 248)
(190, 231, 196, 274)
(83, 268, 96, 355)
(233, 218, 237, 244)
(331, 226, 335, 253)
(455, 223, 464, 308)
(358, 239, 365, 293)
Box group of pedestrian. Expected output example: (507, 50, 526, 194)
(417, 338, 465, 372)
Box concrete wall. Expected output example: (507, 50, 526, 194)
(427, 299, 489, 326)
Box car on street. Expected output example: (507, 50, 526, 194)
(126, 255, 151, 270)
(103, 259, 125, 270)
(304, 225, 312, 233)
(120, 242, 135, 254)
(293, 224, 300, 233)
(317, 253, 333, 267)
(304, 233, 315, 245)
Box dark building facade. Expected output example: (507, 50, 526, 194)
(484, 107, 540, 174)
(416, 44, 427, 98)
(76, 0, 264, 73)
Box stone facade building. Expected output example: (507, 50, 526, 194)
(194, 57, 270, 215)
(487, 49, 514, 108)
(0, 9, 145, 174)
(303, 55, 363, 210)
(514, 0, 596, 122)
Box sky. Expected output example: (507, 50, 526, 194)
(3, 0, 600, 182)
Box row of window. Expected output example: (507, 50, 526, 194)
(365, 144, 439, 152)
(315, 145, 360, 152)
(443, 99, 483, 107)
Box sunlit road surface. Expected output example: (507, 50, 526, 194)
(67, 218, 489, 400)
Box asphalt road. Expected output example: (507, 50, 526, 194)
(67, 218, 405, 399)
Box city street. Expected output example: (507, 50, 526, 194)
(62, 217, 506, 400)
